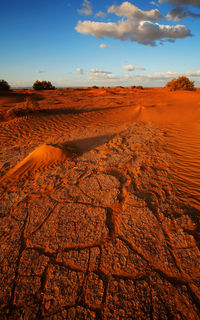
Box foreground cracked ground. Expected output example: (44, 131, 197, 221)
(0, 110, 200, 318)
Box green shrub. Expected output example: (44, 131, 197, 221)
(0, 80, 10, 91)
(165, 76, 195, 91)
(33, 80, 55, 90)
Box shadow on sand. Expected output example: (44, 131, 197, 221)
(0, 103, 134, 122)
(0, 91, 44, 103)
(35, 104, 132, 116)
(52, 133, 115, 157)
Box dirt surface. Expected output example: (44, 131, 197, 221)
(0, 88, 200, 319)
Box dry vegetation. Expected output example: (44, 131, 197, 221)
(33, 80, 55, 90)
(165, 76, 195, 91)
(0, 80, 10, 91)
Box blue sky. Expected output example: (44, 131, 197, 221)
(1, 0, 200, 87)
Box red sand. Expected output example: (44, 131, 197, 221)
(0, 88, 200, 319)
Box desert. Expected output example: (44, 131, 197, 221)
(0, 86, 200, 319)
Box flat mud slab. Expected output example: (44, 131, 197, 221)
(1, 122, 200, 319)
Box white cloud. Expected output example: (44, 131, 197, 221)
(76, 68, 84, 74)
(186, 70, 200, 76)
(87, 68, 118, 81)
(123, 70, 200, 85)
(99, 43, 110, 48)
(88, 69, 198, 86)
(123, 65, 146, 71)
(75, 19, 192, 46)
(84, 69, 200, 87)
(99, 43, 119, 50)
(88, 68, 112, 74)
(121, 71, 178, 86)
(123, 65, 136, 71)
(95, 11, 106, 18)
(78, 0, 92, 15)
(89, 73, 118, 81)
(150, 1, 160, 7)
(142, 71, 180, 79)
(108, 1, 163, 21)
(87, 68, 200, 85)
(159, 0, 200, 7)
(167, 7, 200, 20)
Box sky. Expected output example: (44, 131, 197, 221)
(1, 0, 200, 88)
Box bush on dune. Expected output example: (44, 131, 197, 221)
(136, 85, 144, 90)
(165, 76, 195, 91)
(33, 80, 55, 90)
(0, 80, 10, 91)
(130, 85, 144, 90)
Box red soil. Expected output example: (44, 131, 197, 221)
(0, 87, 200, 319)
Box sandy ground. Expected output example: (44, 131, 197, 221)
(0, 87, 200, 319)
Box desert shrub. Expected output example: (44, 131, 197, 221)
(136, 85, 144, 90)
(0, 80, 10, 91)
(33, 80, 55, 90)
(165, 76, 195, 91)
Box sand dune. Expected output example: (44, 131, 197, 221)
(0, 87, 200, 319)
(0, 144, 80, 185)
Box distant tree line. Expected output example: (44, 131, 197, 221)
(0, 80, 56, 91)
(0, 77, 196, 91)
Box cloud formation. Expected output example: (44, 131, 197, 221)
(186, 70, 200, 76)
(99, 43, 119, 50)
(159, 0, 200, 7)
(95, 11, 106, 18)
(122, 65, 146, 71)
(99, 43, 110, 49)
(87, 68, 118, 81)
(123, 65, 136, 71)
(75, 19, 192, 46)
(150, 1, 160, 7)
(76, 69, 200, 87)
(167, 7, 200, 20)
(76, 68, 84, 74)
(78, 0, 92, 15)
(88, 73, 118, 82)
(88, 68, 112, 74)
(124, 70, 200, 85)
(108, 2, 163, 21)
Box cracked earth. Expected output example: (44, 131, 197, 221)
(0, 88, 200, 319)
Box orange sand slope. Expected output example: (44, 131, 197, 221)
(1, 144, 80, 184)
(0, 88, 200, 319)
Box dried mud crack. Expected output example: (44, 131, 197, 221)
(0, 93, 200, 319)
